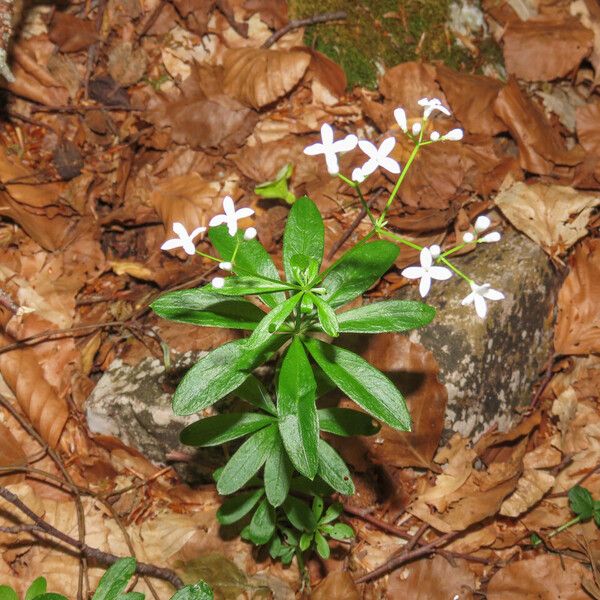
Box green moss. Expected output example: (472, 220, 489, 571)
(290, 0, 504, 89)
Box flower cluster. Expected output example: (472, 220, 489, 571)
(302, 98, 505, 319)
(160, 195, 256, 288)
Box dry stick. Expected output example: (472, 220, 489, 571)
(0, 485, 184, 589)
(0, 287, 18, 314)
(262, 11, 347, 49)
(355, 531, 458, 584)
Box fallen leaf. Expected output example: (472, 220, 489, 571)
(499, 468, 555, 517)
(312, 571, 360, 600)
(493, 181, 599, 258)
(576, 100, 600, 154)
(554, 238, 600, 355)
(49, 12, 99, 53)
(243, 0, 288, 29)
(223, 47, 311, 109)
(110, 261, 156, 282)
(107, 41, 147, 87)
(502, 17, 593, 81)
(0, 422, 27, 485)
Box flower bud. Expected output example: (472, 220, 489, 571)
(219, 261, 232, 271)
(244, 227, 257, 240)
(430, 131, 440, 142)
(474, 215, 491, 232)
(212, 277, 225, 289)
(412, 122, 422, 135)
(462, 232, 475, 243)
(480, 231, 501, 243)
(394, 107, 408, 132)
(444, 128, 464, 141)
(429, 244, 441, 258)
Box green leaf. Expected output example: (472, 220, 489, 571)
(299, 532, 312, 552)
(169, 581, 213, 600)
(254, 163, 295, 204)
(173, 337, 285, 415)
(336, 300, 436, 333)
(530, 532, 542, 547)
(241, 498, 276, 545)
(569, 485, 594, 520)
(320, 502, 343, 524)
(25, 578, 47, 600)
(314, 531, 330, 559)
(92, 557, 136, 600)
(317, 439, 355, 496)
(304, 338, 411, 431)
(117, 593, 144, 600)
(312, 496, 324, 521)
(0, 587, 18, 600)
(245, 293, 301, 349)
(217, 425, 277, 495)
(150, 288, 266, 330)
(215, 276, 296, 296)
(311, 294, 339, 337)
(322, 240, 399, 308)
(283, 196, 324, 283)
(33, 595, 70, 600)
(180, 413, 274, 447)
(321, 522, 354, 540)
(264, 432, 293, 507)
(318, 408, 380, 437)
(209, 225, 285, 308)
(594, 506, 600, 527)
(217, 488, 265, 525)
(277, 338, 319, 479)
(234, 375, 276, 415)
(282, 496, 317, 532)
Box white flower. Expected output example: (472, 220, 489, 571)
(474, 215, 491, 232)
(352, 167, 366, 183)
(161, 222, 206, 255)
(209, 196, 254, 236)
(401, 247, 452, 298)
(303, 123, 358, 175)
(430, 131, 440, 141)
(358, 137, 401, 176)
(461, 282, 504, 318)
(429, 244, 441, 258)
(480, 231, 501, 243)
(394, 107, 408, 132)
(418, 97, 451, 119)
(244, 227, 257, 240)
(444, 128, 463, 141)
(219, 261, 232, 271)
(212, 277, 225, 289)
(463, 232, 475, 243)
(412, 122, 422, 136)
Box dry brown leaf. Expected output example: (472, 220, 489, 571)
(110, 261, 156, 282)
(49, 12, 99, 52)
(554, 238, 600, 355)
(243, 0, 288, 29)
(494, 181, 599, 258)
(358, 334, 447, 470)
(503, 17, 593, 81)
(107, 41, 147, 87)
(499, 468, 555, 517)
(571, 0, 600, 82)
(576, 100, 600, 154)
(299, 47, 347, 99)
(0, 422, 27, 485)
(493, 78, 584, 175)
(312, 571, 360, 600)
(223, 47, 311, 109)
(487, 554, 590, 599)
(436, 64, 506, 135)
(387, 555, 476, 600)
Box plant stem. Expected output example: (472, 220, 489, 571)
(548, 515, 581, 539)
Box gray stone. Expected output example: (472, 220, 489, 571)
(395, 227, 561, 439)
(85, 351, 228, 483)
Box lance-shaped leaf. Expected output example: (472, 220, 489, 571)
(209, 225, 285, 307)
(151, 287, 266, 330)
(215, 275, 296, 296)
(234, 375, 276, 415)
(173, 337, 285, 415)
(318, 408, 380, 437)
(217, 425, 277, 495)
(246, 292, 301, 349)
(336, 300, 436, 333)
(180, 413, 274, 447)
(241, 498, 276, 545)
(264, 431, 293, 507)
(311, 293, 339, 337)
(283, 195, 324, 283)
(317, 439, 354, 495)
(304, 338, 411, 431)
(217, 488, 264, 525)
(322, 240, 399, 307)
(277, 338, 319, 479)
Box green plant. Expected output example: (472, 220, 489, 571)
(154, 99, 504, 567)
(531, 485, 600, 547)
(0, 559, 212, 600)
(254, 163, 296, 204)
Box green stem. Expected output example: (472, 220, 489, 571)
(438, 256, 473, 284)
(194, 250, 221, 263)
(548, 515, 581, 539)
(378, 228, 422, 251)
(356, 185, 377, 227)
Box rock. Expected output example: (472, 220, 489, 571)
(395, 227, 561, 439)
(85, 351, 227, 483)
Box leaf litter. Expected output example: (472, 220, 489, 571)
(0, 0, 598, 598)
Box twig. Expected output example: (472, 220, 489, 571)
(0, 485, 184, 589)
(355, 531, 458, 584)
(262, 11, 347, 49)
(530, 352, 558, 408)
(0, 288, 19, 314)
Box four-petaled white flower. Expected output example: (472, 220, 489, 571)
(461, 282, 505, 318)
(209, 196, 254, 237)
(303, 123, 358, 175)
(161, 222, 206, 255)
(418, 97, 451, 119)
(401, 247, 452, 298)
(358, 137, 401, 176)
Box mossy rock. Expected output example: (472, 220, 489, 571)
(289, 0, 503, 89)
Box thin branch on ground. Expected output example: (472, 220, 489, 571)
(0, 485, 184, 589)
(262, 11, 347, 49)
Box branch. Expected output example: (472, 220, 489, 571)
(0, 485, 184, 589)
(262, 11, 347, 49)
